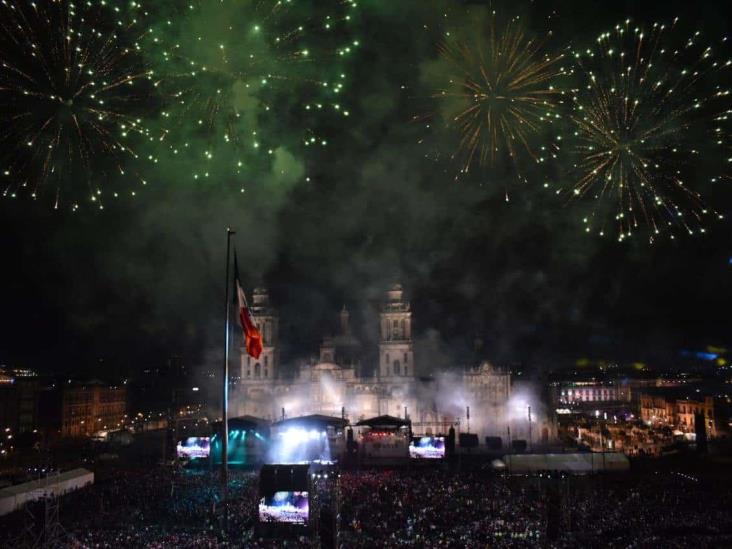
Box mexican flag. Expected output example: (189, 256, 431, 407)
(234, 255, 263, 359)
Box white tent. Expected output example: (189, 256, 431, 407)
(502, 452, 629, 474)
(0, 468, 94, 516)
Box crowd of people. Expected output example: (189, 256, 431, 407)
(0, 468, 296, 548)
(338, 467, 732, 547)
(555, 470, 732, 548)
(64, 468, 255, 547)
(1, 463, 731, 547)
(340, 469, 545, 547)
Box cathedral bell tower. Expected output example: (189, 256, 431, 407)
(378, 284, 414, 378)
(241, 288, 279, 380)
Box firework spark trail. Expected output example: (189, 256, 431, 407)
(427, 12, 566, 177)
(143, 0, 359, 189)
(566, 19, 730, 242)
(0, 0, 155, 210)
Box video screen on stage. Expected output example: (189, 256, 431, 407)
(176, 437, 210, 459)
(409, 436, 445, 459)
(258, 491, 309, 525)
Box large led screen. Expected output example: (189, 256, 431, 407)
(259, 491, 309, 525)
(176, 437, 210, 459)
(409, 436, 445, 459)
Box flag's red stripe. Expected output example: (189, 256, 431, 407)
(240, 304, 263, 359)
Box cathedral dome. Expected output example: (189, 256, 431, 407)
(252, 287, 270, 306)
(313, 361, 341, 371)
(386, 283, 403, 302)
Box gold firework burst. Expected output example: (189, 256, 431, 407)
(568, 19, 730, 242)
(432, 14, 566, 173)
(0, 0, 154, 210)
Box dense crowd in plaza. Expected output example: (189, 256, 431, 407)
(1, 463, 732, 547)
(339, 469, 544, 547)
(0, 468, 274, 548)
(556, 470, 732, 548)
(339, 468, 732, 548)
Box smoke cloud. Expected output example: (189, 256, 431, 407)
(0, 0, 730, 381)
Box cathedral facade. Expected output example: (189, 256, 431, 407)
(233, 285, 512, 436)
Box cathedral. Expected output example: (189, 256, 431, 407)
(233, 284, 512, 436)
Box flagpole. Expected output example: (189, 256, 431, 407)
(222, 227, 235, 531)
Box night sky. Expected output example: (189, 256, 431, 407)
(0, 0, 730, 379)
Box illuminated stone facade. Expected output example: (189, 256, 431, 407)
(233, 284, 511, 436)
(640, 391, 728, 438)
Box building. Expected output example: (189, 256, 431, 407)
(640, 388, 731, 439)
(639, 392, 675, 426)
(555, 381, 631, 405)
(676, 396, 718, 437)
(233, 284, 512, 438)
(574, 421, 673, 457)
(61, 382, 127, 437)
(0, 367, 40, 433)
(551, 374, 690, 417)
